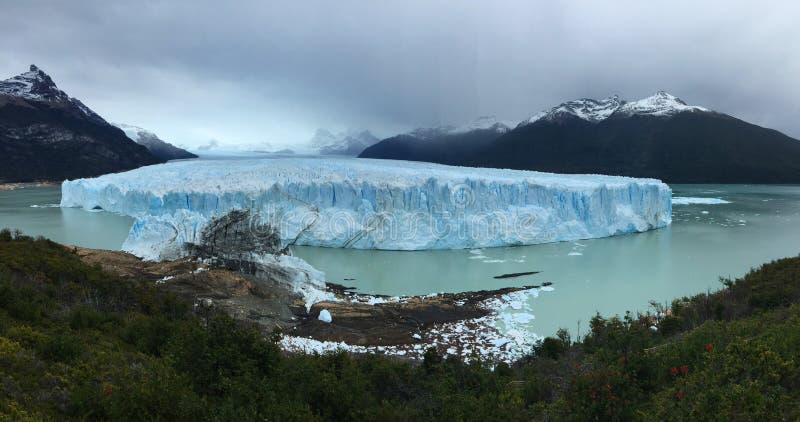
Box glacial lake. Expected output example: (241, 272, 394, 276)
(2, 183, 799, 338)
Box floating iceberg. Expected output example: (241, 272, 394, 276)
(672, 196, 731, 205)
(61, 157, 671, 259)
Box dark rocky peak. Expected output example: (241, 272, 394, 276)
(0, 64, 106, 123)
(0, 64, 70, 102)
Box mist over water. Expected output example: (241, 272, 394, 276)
(2, 183, 799, 337)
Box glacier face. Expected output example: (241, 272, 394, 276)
(61, 157, 672, 259)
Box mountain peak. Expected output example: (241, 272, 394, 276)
(618, 91, 707, 116)
(649, 91, 686, 104)
(0, 65, 106, 123)
(0, 64, 67, 102)
(113, 122, 198, 161)
(522, 95, 624, 126)
(520, 92, 709, 127)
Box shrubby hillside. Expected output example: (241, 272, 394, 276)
(1, 230, 798, 420)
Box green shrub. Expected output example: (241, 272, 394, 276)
(69, 305, 114, 330)
(39, 332, 83, 362)
(536, 337, 566, 360)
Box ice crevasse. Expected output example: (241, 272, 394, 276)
(60, 157, 672, 260)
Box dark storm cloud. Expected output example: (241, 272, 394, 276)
(1, 0, 798, 147)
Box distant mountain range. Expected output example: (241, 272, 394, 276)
(0, 65, 164, 183)
(4, 65, 798, 184)
(184, 129, 378, 156)
(114, 123, 197, 161)
(360, 116, 511, 166)
(361, 92, 800, 183)
(310, 128, 380, 156)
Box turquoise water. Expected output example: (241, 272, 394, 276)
(2, 184, 799, 337)
(294, 185, 800, 336)
(0, 186, 133, 249)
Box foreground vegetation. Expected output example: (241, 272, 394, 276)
(1, 230, 799, 420)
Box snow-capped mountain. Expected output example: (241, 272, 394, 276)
(361, 91, 800, 183)
(521, 96, 624, 126)
(114, 123, 197, 161)
(617, 91, 710, 116)
(520, 92, 709, 127)
(0, 65, 162, 182)
(0, 65, 106, 124)
(310, 129, 380, 156)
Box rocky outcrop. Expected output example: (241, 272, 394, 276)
(182, 209, 330, 311)
(185, 209, 282, 262)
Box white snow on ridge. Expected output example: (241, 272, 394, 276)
(618, 92, 709, 116)
(61, 157, 671, 258)
(114, 123, 149, 143)
(0, 66, 65, 101)
(0, 65, 105, 122)
(524, 95, 624, 126)
(520, 91, 709, 126)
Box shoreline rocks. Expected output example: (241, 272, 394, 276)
(70, 244, 546, 363)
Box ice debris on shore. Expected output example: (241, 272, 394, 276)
(318, 309, 332, 323)
(281, 286, 551, 364)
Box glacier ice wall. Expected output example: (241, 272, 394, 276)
(61, 157, 672, 259)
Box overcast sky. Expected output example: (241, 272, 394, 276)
(1, 0, 799, 149)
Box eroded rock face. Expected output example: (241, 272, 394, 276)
(186, 209, 281, 262)
(184, 210, 327, 311)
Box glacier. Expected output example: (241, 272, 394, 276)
(60, 157, 672, 260)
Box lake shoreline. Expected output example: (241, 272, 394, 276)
(3, 183, 800, 344)
(71, 243, 543, 363)
(0, 181, 59, 191)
